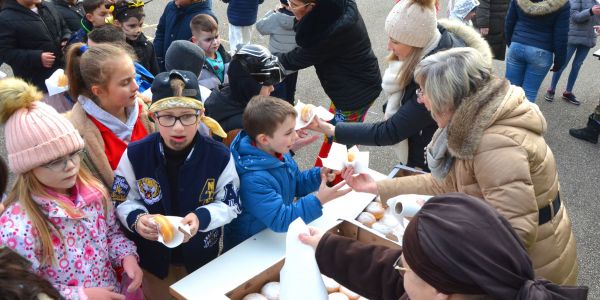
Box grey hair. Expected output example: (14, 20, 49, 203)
(414, 47, 491, 117)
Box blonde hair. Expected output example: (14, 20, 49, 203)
(414, 47, 491, 117)
(388, 46, 425, 90)
(2, 165, 110, 266)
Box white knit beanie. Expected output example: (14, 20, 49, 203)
(385, 0, 438, 48)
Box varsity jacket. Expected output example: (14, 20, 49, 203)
(113, 132, 241, 278)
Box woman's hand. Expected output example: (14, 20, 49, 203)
(341, 167, 379, 195)
(306, 116, 335, 137)
(122, 255, 143, 293)
(135, 214, 159, 241)
(298, 226, 325, 251)
(181, 212, 200, 243)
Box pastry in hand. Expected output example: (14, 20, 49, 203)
(301, 104, 316, 122)
(57, 74, 68, 87)
(154, 215, 174, 243)
(347, 152, 356, 162)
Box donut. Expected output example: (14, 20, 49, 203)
(57, 74, 68, 87)
(347, 152, 356, 162)
(154, 215, 174, 243)
(322, 274, 340, 293)
(242, 293, 268, 300)
(301, 104, 316, 122)
(365, 202, 385, 220)
(371, 221, 394, 237)
(328, 292, 349, 300)
(339, 286, 360, 300)
(260, 281, 280, 300)
(356, 212, 376, 228)
(379, 213, 400, 228)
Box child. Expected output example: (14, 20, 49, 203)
(113, 0, 160, 75)
(449, 0, 479, 25)
(0, 0, 71, 92)
(51, 0, 85, 32)
(154, 0, 215, 71)
(65, 43, 153, 189)
(256, 0, 299, 104)
(68, 0, 113, 44)
(114, 70, 240, 300)
(190, 13, 231, 90)
(0, 78, 143, 299)
(0, 248, 62, 300)
(225, 95, 350, 249)
(221, 0, 263, 54)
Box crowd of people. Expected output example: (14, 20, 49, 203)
(0, 0, 596, 299)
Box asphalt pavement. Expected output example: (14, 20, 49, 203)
(1, 0, 598, 297)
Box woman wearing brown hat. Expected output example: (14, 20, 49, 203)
(343, 47, 578, 285)
(300, 193, 588, 300)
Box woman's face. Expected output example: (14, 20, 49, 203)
(388, 37, 415, 61)
(401, 255, 449, 300)
(288, 0, 314, 20)
(416, 87, 453, 128)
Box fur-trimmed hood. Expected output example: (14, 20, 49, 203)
(295, 0, 357, 48)
(447, 77, 547, 159)
(438, 18, 493, 67)
(516, 0, 568, 15)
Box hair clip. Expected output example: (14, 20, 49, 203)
(80, 45, 89, 53)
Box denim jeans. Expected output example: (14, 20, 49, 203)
(505, 42, 553, 102)
(549, 44, 591, 93)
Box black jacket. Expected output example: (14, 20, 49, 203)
(473, 0, 509, 60)
(50, 0, 83, 32)
(277, 0, 381, 111)
(0, 0, 71, 92)
(127, 33, 160, 76)
(334, 25, 466, 170)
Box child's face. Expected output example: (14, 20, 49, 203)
(32, 150, 82, 195)
(92, 56, 138, 111)
(257, 116, 298, 155)
(193, 30, 220, 57)
(174, 0, 193, 8)
(86, 5, 112, 27)
(119, 16, 145, 41)
(152, 108, 201, 151)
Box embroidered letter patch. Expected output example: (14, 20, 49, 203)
(111, 175, 130, 202)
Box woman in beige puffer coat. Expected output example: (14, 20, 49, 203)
(344, 47, 578, 285)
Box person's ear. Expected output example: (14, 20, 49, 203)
(149, 112, 157, 122)
(434, 292, 450, 300)
(191, 36, 197, 43)
(85, 13, 94, 23)
(113, 19, 122, 27)
(90, 84, 105, 99)
(255, 133, 269, 146)
(199, 108, 205, 117)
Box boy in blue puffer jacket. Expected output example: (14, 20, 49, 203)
(221, 0, 264, 53)
(154, 0, 215, 71)
(225, 95, 350, 249)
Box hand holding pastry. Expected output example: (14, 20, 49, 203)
(135, 214, 159, 241)
(181, 212, 199, 243)
(298, 226, 325, 250)
(153, 215, 175, 243)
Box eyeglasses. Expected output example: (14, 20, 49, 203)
(416, 88, 424, 99)
(155, 113, 200, 127)
(288, 0, 310, 11)
(393, 255, 407, 276)
(43, 150, 83, 172)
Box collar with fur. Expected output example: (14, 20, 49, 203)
(516, 0, 568, 16)
(438, 19, 493, 67)
(294, 0, 357, 48)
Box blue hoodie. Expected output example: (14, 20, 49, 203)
(225, 130, 322, 249)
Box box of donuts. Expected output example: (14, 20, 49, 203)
(226, 220, 400, 300)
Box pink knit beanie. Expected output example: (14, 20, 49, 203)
(0, 78, 84, 174)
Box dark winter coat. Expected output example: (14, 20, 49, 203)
(473, 0, 510, 60)
(50, 0, 84, 32)
(0, 0, 71, 92)
(334, 20, 492, 170)
(222, 0, 263, 26)
(505, 0, 570, 69)
(154, 0, 215, 71)
(127, 33, 160, 75)
(277, 0, 381, 111)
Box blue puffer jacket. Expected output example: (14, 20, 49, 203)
(154, 0, 215, 70)
(225, 130, 322, 249)
(505, 0, 570, 68)
(224, 0, 263, 26)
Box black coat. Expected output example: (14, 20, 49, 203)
(50, 0, 84, 33)
(473, 0, 509, 60)
(127, 33, 160, 76)
(334, 25, 466, 170)
(0, 0, 71, 92)
(277, 0, 381, 111)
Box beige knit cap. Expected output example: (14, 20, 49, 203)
(385, 0, 438, 48)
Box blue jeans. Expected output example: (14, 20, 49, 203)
(549, 44, 591, 93)
(505, 42, 553, 102)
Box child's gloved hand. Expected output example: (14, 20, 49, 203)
(181, 212, 200, 243)
(84, 287, 125, 300)
(316, 173, 351, 205)
(135, 214, 159, 241)
(122, 255, 143, 293)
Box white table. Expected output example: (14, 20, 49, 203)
(170, 169, 387, 300)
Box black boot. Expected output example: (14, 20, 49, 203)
(569, 114, 600, 144)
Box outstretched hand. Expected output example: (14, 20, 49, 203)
(341, 167, 379, 195)
(316, 173, 351, 205)
(298, 226, 325, 251)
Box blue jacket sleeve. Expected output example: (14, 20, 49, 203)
(154, 9, 167, 70)
(504, 0, 517, 45)
(553, 3, 570, 68)
(295, 166, 321, 197)
(241, 175, 323, 233)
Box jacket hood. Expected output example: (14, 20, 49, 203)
(516, 0, 568, 15)
(438, 19, 493, 67)
(447, 77, 547, 159)
(295, 0, 357, 48)
(230, 130, 287, 175)
(177, 0, 212, 13)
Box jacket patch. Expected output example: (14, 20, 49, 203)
(111, 175, 130, 202)
(199, 179, 215, 205)
(223, 182, 241, 214)
(203, 229, 220, 248)
(136, 177, 162, 205)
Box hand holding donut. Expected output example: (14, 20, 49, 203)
(181, 212, 200, 243)
(135, 214, 159, 241)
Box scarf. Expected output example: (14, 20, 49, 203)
(426, 127, 454, 179)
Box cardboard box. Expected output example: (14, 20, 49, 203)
(387, 163, 428, 178)
(226, 220, 401, 300)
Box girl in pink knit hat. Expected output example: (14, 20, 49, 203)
(0, 78, 143, 300)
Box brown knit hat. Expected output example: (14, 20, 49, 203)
(385, 0, 437, 48)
